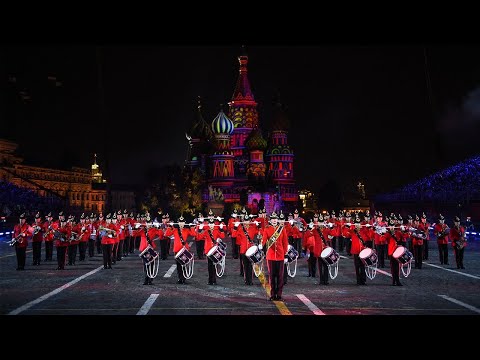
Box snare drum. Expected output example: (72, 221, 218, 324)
(175, 247, 194, 266)
(139, 245, 159, 265)
(285, 244, 299, 263)
(245, 245, 264, 264)
(359, 247, 378, 267)
(207, 245, 226, 264)
(393, 246, 413, 265)
(320, 246, 340, 266)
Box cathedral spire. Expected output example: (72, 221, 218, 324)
(231, 46, 255, 102)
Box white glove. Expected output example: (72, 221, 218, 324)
(254, 221, 259, 226)
(234, 222, 240, 227)
(22, 233, 26, 237)
(308, 223, 314, 230)
(219, 223, 224, 229)
(365, 224, 371, 227)
(346, 223, 351, 227)
(289, 219, 294, 225)
(120, 225, 125, 230)
(216, 238, 221, 243)
(168, 222, 174, 226)
(199, 224, 204, 230)
(216, 216, 222, 221)
(134, 223, 140, 229)
(258, 244, 263, 250)
(400, 225, 405, 231)
(284, 258, 288, 264)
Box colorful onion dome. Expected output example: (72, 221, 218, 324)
(211, 109, 234, 135)
(245, 128, 267, 150)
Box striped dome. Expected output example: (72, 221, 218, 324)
(211, 110, 234, 135)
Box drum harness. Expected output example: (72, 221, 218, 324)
(320, 227, 340, 280)
(177, 227, 194, 279)
(355, 227, 377, 280)
(207, 228, 226, 277)
(390, 228, 412, 278)
(242, 224, 264, 277)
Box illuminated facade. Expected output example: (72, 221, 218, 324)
(0, 139, 107, 212)
(186, 52, 298, 213)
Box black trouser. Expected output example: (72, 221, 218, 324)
(354, 254, 366, 284)
(365, 240, 373, 249)
(231, 237, 238, 258)
(308, 254, 317, 277)
(135, 236, 141, 250)
(423, 241, 429, 260)
(88, 238, 95, 257)
(78, 242, 87, 261)
(407, 237, 414, 253)
(414, 244, 423, 269)
(338, 236, 344, 251)
(15, 246, 26, 269)
(45, 241, 53, 261)
(32, 241, 42, 265)
(390, 255, 401, 285)
(241, 254, 253, 284)
(175, 254, 186, 282)
(160, 240, 169, 260)
(117, 240, 124, 260)
(377, 244, 386, 267)
(438, 243, 448, 264)
(294, 238, 302, 254)
(56, 246, 67, 269)
(196, 240, 205, 259)
(239, 253, 244, 276)
(207, 258, 216, 284)
(284, 263, 288, 284)
(345, 237, 352, 255)
(331, 236, 337, 250)
(318, 256, 329, 284)
(143, 262, 154, 284)
(102, 244, 113, 268)
(267, 260, 285, 298)
(130, 236, 137, 253)
(454, 246, 465, 268)
(123, 237, 130, 256)
(96, 236, 102, 254)
(68, 244, 78, 265)
(112, 243, 118, 264)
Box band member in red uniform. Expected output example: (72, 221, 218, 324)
(96, 213, 104, 254)
(139, 226, 157, 285)
(31, 212, 44, 265)
(361, 211, 374, 249)
(116, 210, 126, 261)
(43, 212, 55, 261)
(198, 218, 226, 285)
(55, 212, 69, 270)
(292, 209, 307, 255)
(315, 214, 330, 286)
(100, 213, 116, 269)
(88, 213, 97, 258)
(67, 215, 79, 266)
(232, 214, 261, 285)
(194, 213, 206, 260)
(12, 213, 31, 270)
(303, 221, 316, 277)
(374, 212, 387, 268)
(434, 214, 449, 265)
(164, 216, 195, 284)
(419, 212, 430, 260)
(342, 212, 353, 256)
(412, 214, 424, 269)
(261, 211, 289, 301)
(450, 216, 466, 269)
(350, 216, 367, 285)
(385, 218, 402, 286)
(279, 211, 290, 285)
(228, 209, 239, 259)
(78, 213, 90, 261)
(406, 215, 414, 253)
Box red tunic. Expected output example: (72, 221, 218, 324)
(31, 221, 44, 243)
(164, 227, 195, 253)
(262, 225, 289, 261)
(200, 228, 226, 254)
(434, 223, 449, 245)
(232, 224, 260, 254)
(449, 226, 466, 248)
(13, 223, 31, 248)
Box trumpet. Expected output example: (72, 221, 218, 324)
(98, 226, 117, 237)
(33, 225, 42, 235)
(8, 232, 26, 247)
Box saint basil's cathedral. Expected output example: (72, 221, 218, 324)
(185, 51, 298, 214)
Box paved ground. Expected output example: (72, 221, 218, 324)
(1, 236, 479, 315)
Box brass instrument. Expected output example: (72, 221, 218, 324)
(456, 226, 466, 249)
(98, 226, 117, 238)
(8, 231, 27, 247)
(43, 225, 54, 239)
(32, 225, 42, 235)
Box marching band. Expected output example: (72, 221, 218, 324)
(7, 207, 472, 301)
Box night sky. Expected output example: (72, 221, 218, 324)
(3, 45, 480, 195)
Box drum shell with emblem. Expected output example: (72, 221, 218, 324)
(359, 247, 378, 267)
(320, 246, 340, 266)
(285, 244, 299, 263)
(207, 245, 226, 264)
(245, 245, 264, 264)
(139, 245, 159, 266)
(217, 238, 227, 252)
(175, 247, 193, 266)
(392, 246, 413, 265)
